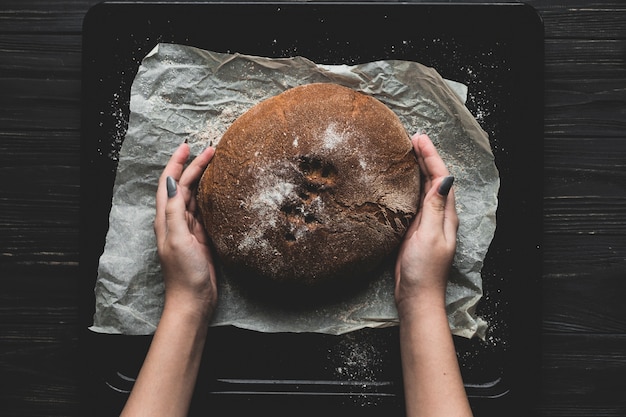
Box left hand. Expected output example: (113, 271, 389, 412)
(154, 143, 217, 321)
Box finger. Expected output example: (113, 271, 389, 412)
(179, 146, 215, 190)
(405, 137, 425, 236)
(159, 142, 191, 184)
(179, 146, 216, 207)
(411, 135, 430, 216)
(437, 175, 455, 197)
(443, 187, 460, 241)
(412, 133, 431, 191)
(413, 134, 435, 197)
(418, 176, 453, 237)
(414, 133, 450, 184)
(155, 143, 191, 243)
(164, 178, 192, 244)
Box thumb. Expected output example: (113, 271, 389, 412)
(164, 176, 189, 241)
(428, 175, 454, 210)
(436, 175, 455, 199)
(420, 176, 455, 229)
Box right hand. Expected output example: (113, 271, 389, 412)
(394, 133, 459, 312)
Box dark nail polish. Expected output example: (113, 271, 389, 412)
(438, 176, 454, 196)
(166, 176, 177, 198)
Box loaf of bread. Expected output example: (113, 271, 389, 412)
(197, 83, 420, 288)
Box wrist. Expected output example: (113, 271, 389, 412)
(163, 292, 214, 327)
(396, 289, 447, 323)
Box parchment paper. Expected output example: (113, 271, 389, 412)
(90, 43, 499, 338)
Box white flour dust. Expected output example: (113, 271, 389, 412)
(191, 103, 249, 148)
(237, 161, 296, 260)
(326, 333, 387, 407)
(322, 123, 351, 150)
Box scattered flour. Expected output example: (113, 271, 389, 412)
(322, 123, 350, 150)
(250, 180, 295, 214)
(237, 161, 296, 256)
(191, 103, 249, 147)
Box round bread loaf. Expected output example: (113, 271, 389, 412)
(197, 83, 420, 287)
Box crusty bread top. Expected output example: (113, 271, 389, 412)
(197, 83, 420, 286)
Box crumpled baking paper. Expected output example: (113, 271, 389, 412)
(90, 43, 498, 338)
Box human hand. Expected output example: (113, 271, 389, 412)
(121, 143, 216, 417)
(394, 133, 459, 313)
(154, 143, 217, 321)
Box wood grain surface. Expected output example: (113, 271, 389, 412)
(1, 1, 625, 416)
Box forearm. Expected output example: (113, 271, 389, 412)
(398, 294, 473, 417)
(120, 300, 210, 417)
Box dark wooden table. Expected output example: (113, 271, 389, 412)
(1, 1, 625, 416)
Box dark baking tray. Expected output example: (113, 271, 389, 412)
(80, 2, 544, 416)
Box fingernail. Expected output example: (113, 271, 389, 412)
(438, 176, 455, 196)
(166, 176, 177, 198)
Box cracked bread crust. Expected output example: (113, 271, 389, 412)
(197, 83, 420, 287)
